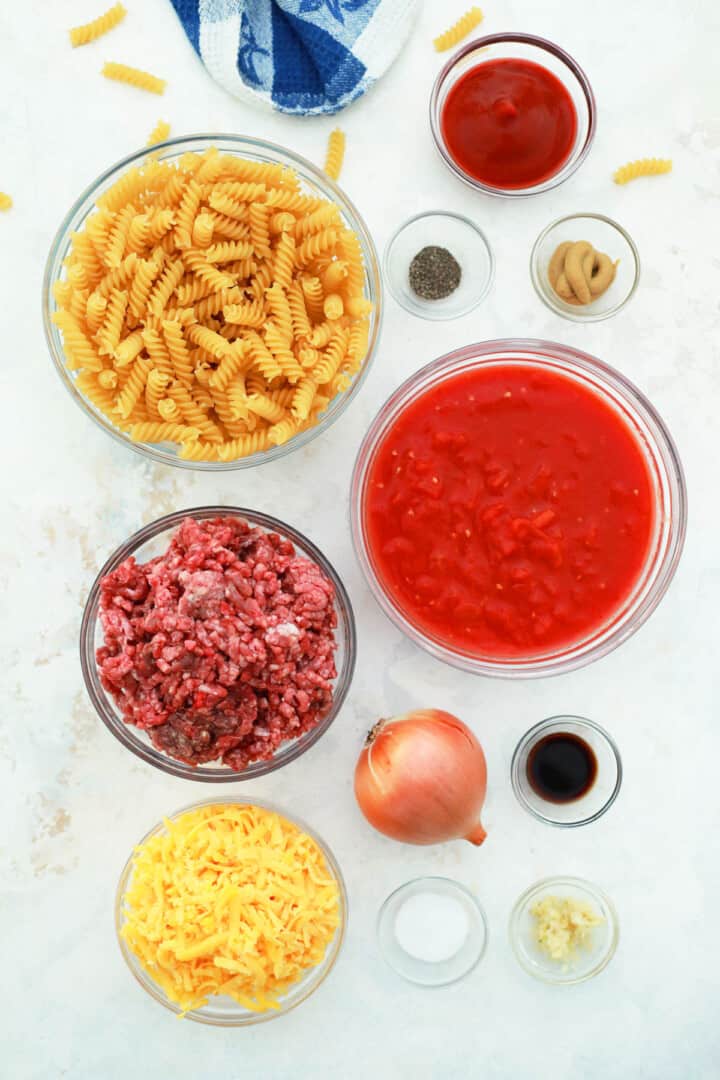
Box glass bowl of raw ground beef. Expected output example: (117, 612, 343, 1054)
(80, 508, 356, 780)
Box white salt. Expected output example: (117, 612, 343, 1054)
(394, 891, 470, 963)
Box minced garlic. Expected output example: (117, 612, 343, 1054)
(530, 894, 604, 962)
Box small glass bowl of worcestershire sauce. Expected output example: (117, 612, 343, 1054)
(511, 716, 622, 826)
(430, 33, 596, 197)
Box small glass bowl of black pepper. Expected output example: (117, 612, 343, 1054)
(384, 211, 494, 320)
(511, 716, 622, 827)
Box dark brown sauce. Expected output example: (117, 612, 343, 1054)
(527, 732, 597, 804)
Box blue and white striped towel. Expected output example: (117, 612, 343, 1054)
(169, 0, 419, 116)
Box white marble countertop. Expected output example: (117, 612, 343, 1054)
(3, 1, 719, 1077)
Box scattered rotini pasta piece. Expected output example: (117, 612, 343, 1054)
(0, 192, 12, 211)
(613, 158, 672, 185)
(434, 6, 483, 52)
(69, 3, 126, 47)
(51, 148, 374, 463)
(324, 129, 346, 181)
(102, 62, 166, 95)
(147, 120, 171, 147)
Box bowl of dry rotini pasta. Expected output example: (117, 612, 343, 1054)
(43, 135, 382, 468)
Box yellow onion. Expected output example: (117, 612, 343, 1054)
(354, 709, 488, 846)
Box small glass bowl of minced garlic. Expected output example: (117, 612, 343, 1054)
(509, 876, 619, 984)
(384, 211, 494, 320)
(530, 213, 640, 322)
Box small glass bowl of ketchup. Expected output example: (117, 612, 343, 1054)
(430, 33, 596, 197)
(511, 716, 622, 826)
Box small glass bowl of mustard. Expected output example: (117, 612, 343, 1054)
(530, 213, 640, 322)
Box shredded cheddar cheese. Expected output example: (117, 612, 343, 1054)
(121, 804, 340, 1014)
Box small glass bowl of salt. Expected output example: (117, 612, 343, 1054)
(377, 877, 488, 986)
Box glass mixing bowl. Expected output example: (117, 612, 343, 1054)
(116, 796, 348, 1024)
(81, 506, 356, 780)
(351, 339, 687, 678)
(43, 134, 382, 470)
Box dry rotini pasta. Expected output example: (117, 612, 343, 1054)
(158, 397, 180, 422)
(613, 158, 672, 185)
(129, 421, 201, 443)
(105, 205, 136, 268)
(191, 211, 214, 248)
(174, 180, 203, 248)
(247, 392, 286, 425)
(297, 228, 338, 267)
(223, 299, 266, 328)
(323, 293, 344, 320)
(271, 211, 295, 234)
(291, 377, 317, 421)
(288, 282, 312, 340)
(145, 368, 170, 417)
(140, 328, 173, 377)
(51, 147, 374, 462)
(249, 203, 272, 259)
(147, 120, 171, 147)
(97, 288, 128, 355)
(433, 6, 484, 52)
(162, 319, 194, 387)
(273, 230, 296, 291)
(324, 129, 346, 182)
(102, 62, 166, 95)
(126, 213, 151, 253)
(116, 356, 153, 418)
(128, 255, 161, 317)
(69, 3, 126, 47)
(86, 292, 108, 334)
(207, 210, 250, 241)
(321, 259, 348, 293)
(300, 276, 325, 323)
(114, 328, 144, 366)
(206, 240, 253, 263)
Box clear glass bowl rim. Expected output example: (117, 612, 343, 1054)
(429, 32, 597, 198)
(115, 795, 348, 1025)
(350, 338, 688, 679)
(530, 212, 641, 322)
(382, 210, 495, 320)
(376, 875, 489, 986)
(509, 875, 619, 984)
(80, 505, 357, 781)
(510, 715, 623, 826)
(42, 132, 383, 471)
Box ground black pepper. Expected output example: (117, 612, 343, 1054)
(408, 245, 462, 300)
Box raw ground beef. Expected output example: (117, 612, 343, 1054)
(96, 516, 339, 770)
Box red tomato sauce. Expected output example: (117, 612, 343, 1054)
(363, 365, 655, 659)
(441, 58, 578, 189)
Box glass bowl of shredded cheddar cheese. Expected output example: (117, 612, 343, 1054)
(509, 876, 618, 984)
(42, 134, 382, 470)
(115, 798, 347, 1024)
